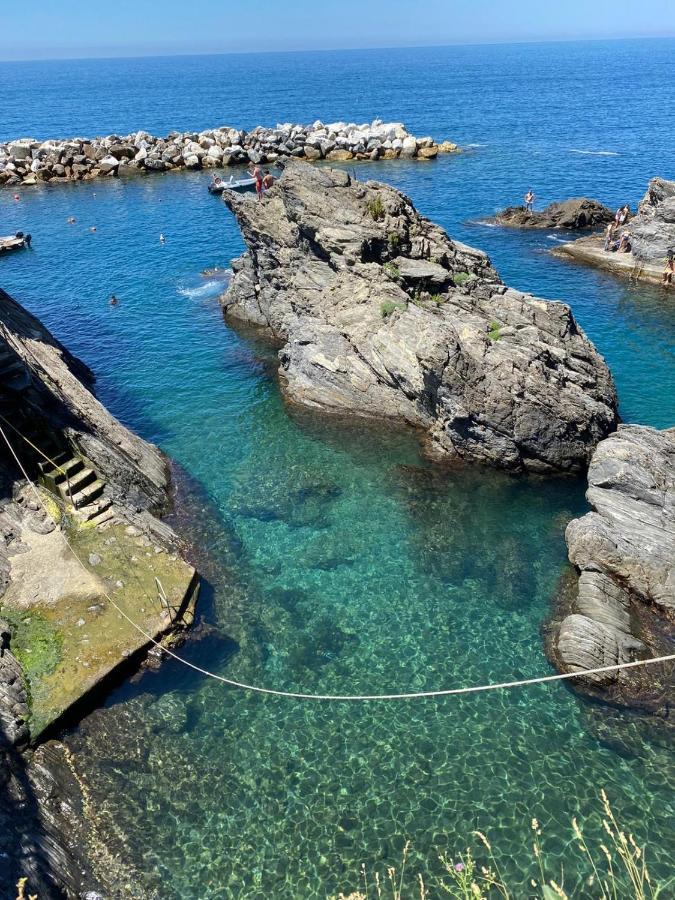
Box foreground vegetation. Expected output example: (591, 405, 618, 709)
(336, 792, 668, 900)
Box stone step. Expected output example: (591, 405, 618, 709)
(82, 498, 112, 521)
(90, 507, 116, 527)
(38, 451, 70, 474)
(43, 456, 84, 484)
(70, 478, 105, 509)
(58, 467, 96, 500)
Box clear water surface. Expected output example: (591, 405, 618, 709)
(1, 39, 674, 899)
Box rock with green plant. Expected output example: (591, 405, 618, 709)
(223, 161, 618, 473)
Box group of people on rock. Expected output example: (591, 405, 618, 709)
(248, 164, 275, 199)
(603, 204, 632, 253)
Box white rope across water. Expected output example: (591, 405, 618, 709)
(2, 423, 673, 702)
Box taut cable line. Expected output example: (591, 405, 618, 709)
(1, 422, 673, 702)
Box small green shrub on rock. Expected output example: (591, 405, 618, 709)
(387, 231, 401, 250)
(380, 300, 406, 318)
(452, 271, 472, 286)
(366, 195, 385, 221)
(488, 321, 501, 341)
(383, 262, 401, 281)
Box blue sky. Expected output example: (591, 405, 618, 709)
(3, 0, 675, 60)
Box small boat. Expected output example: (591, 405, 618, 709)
(208, 175, 257, 195)
(0, 233, 31, 254)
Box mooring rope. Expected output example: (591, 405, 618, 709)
(1, 422, 673, 702)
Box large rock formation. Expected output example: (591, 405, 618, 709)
(495, 198, 613, 229)
(553, 177, 675, 287)
(551, 425, 674, 713)
(222, 162, 618, 473)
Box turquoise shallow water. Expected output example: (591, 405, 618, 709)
(1, 39, 675, 899)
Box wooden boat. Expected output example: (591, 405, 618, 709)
(208, 176, 257, 195)
(0, 233, 31, 254)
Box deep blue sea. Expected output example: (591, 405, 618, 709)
(1, 40, 674, 899)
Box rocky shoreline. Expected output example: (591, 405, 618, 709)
(222, 161, 618, 473)
(0, 119, 459, 188)
(549, 425, 674, 718)
(553, 177, 675, 287)
(0, 286, 199, 896)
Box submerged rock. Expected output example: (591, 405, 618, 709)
(222, 162, 618, 473)
(494, 198, 613, 229)
(551, 424, 675, 713)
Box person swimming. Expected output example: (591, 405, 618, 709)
(159, 233, 165, 243)
(110, 294, 119, 306)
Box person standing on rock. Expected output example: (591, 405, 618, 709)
(248, 163, 263, 200)
(524, 189, 535, 212)
(662, 250, 674, 285)
(603, 222, 615, 251)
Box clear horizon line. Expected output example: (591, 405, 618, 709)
(1, 32, 673, 64)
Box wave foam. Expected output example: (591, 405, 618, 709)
(177, 279, 228, 301)
(569, 149, 619, 156)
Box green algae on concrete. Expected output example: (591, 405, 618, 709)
(1, 522, 198, 738)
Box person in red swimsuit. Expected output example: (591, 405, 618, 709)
(248, 163, 263, 200)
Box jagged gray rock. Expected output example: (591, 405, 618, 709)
(628, 176, 675, 262)
(222, 162, 618, 473)
(495, 198, 613, 229)
(552, 424, 675, 710)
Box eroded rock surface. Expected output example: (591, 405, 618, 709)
(495, 198, 613, 229)
(628, 176, 675, 262)
(222, 162, 618, 473)
(552, 425, 675, 712)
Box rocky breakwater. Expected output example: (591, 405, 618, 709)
(0, 286, 199, 896)
(222, 161, 618, 472)
(494, 197, 613, 229)
(550, 425, 674, 716)
(0, 119, 459, 188)
(553, 177, 675, 286)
